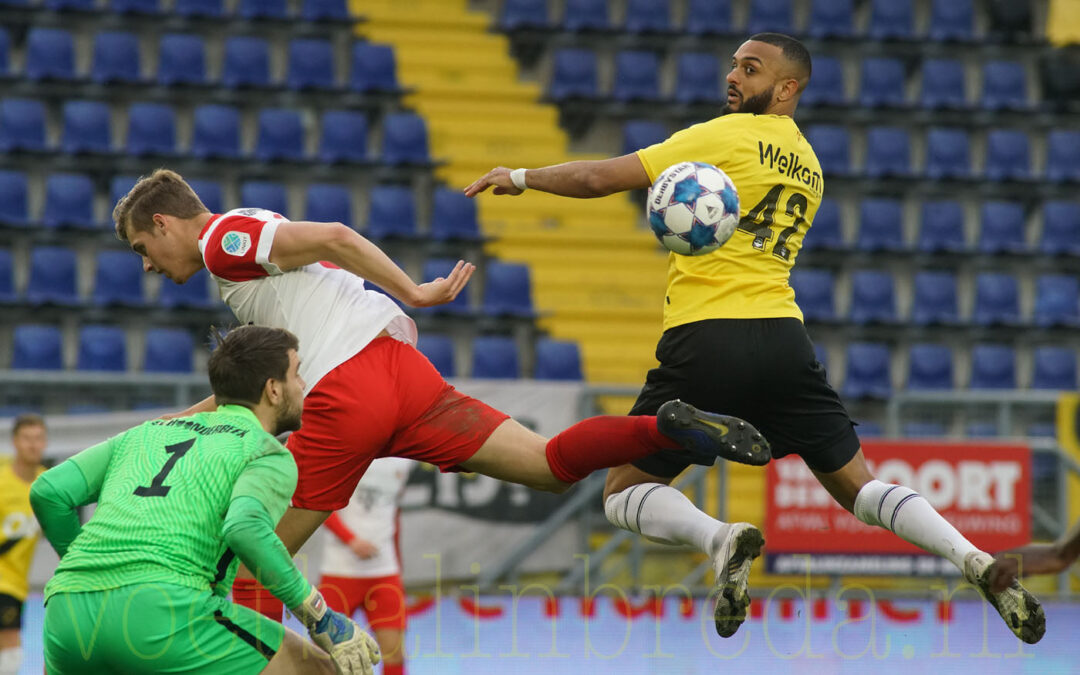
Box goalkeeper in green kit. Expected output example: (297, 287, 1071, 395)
(29, 325, 380, 674)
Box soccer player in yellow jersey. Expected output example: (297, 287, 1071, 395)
(0, 414, 46, 675)
(465, 32, 1045, 644)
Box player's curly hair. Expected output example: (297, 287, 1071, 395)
(113, 168, 209, 242)
(208, 325, 300, 408)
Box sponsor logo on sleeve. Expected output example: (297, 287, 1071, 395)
(222, 231, 252, 257)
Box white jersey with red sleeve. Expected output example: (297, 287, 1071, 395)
(198, 208, 417, 394)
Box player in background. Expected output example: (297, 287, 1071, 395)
(113, 169, 770, 624)
(991, 519, 1080, 593)
(464, 33, 1045, 644)
(0, 414, 47, 675)
(30, 326, 380, 674)
(319, 457, 414, 675)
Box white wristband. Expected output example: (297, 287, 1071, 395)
(509, 168, 529, 191)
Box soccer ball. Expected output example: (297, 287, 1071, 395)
(646, 161, 740, 256)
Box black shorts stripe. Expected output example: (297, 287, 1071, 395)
(213, 609, 277, 660)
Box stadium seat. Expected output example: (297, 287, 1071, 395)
(903, 422, 946, 438)
(300, 0, 349, 21)
(483, 261, 535, 317)
(973, 273, 1021, 326)
(549, 48, 599, 100)
(238, 0, 287, 19)
(78, 325, 127, 372)
(191, 105, 241, 159)
(110, 0, 159, 12)
(806, 0, 855, 39)
(43, 174, 96, 229)
(788, 268, 836, 322)
(800, 55, 845, 107)
(864, 126, 912, 178)
(916, 200, 966, 253)
(981, 61, 1029, 111)
(805, 126, 851, 176)
(966, 421, 1000, 436)
(622, 120, 667, 155)
(613, 50, 661, 102)
(223, 36, 271, 89)
(143, 328, 195, 373)
(867, 0, 914, 40)
(288, 38, 336, 90)
(499, 0, 549, 29)
(747, 0, 793, 33)
(625, 0, 670, 33)
(45, 0, 96, 9)
(0, 171, 29, 227)
(0, 249, 14, 302)
(1034, 275, 1080, 327)
(174, 0, 223, 17)
(254, 109, 305, 162)
(12, 325, 63, 370)
(986, 0, 1033, 40)
(26, 247, 79, 306)
(842, 342, 892, 399)
(109, 175, 137, 210)
(929, 0, 974, 41)
(186, 179, 223, 214)
(431, 188, 482, 241)
(1028, 423, 1057, 440)
(683, 0, 733, 35)
(61, 101, 111, 154)
(92, 31, 141, 84)
(319, 110, 368, 163)
(910, 271, 959, 325)
(919, 59, 967, 109)
(366, 185, 418, 239)
(350, 43, 400, 93)
(305, 184, 352, 228)
(417, 334, 455, 377)
(420, 258, 470, 314)
(158, 34, 206, 86)
(801, 198, 844, 250)
(907, 344, 954, 390)
(674, 52, 721, 104)
(855, 198, 904, 252)
(978, 201, 1027, 254)
(984, 129, 1031, 181)
(380, 112, 430, 165)
(240, 181, 288, 216)
(1040, 201, 1080, 255)
(0, 99, 47, 152)
(159, 269, 214, 309)
(92, 250, 146, 307)
(471, 336, 519, 379)
(970, 344, 1017, 389)
(26, 28, 76, 81)
(126, 103, 177, 156)
(562, 0, 609, 31)
(813, 342, 829, 371)
(1031, 346, 1077, 390)
(924, 128, 971, 179)
(858, 58, 906, 108)
(857, 421, 883, 437)
(849, 270, 897, 324)
(535, 338, 584, 380)
(0, 28, 8, 77)
(1046, 130, 1080, 182)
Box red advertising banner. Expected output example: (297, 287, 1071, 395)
(764, 441, 1030, 575)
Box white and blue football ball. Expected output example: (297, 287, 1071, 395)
(647, 161, 740, 256)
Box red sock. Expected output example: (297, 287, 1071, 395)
(545, 415, 679, 484)
(232, 577, 284, 622)
(382, 663, 405, 675)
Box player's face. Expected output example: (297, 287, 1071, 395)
(273, 350, 305, 435)
(723, 41, 784, 115)
(13, 424, 46, 466)
(126, 218, 201, 284)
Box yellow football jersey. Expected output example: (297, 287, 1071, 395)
(0, 458, 43, 601)
(637, 113, 823, 330)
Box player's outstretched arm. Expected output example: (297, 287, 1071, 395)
(991, 517, 1080, 592)
(29, 440, 114, 557)
(463, 154, 651, 199)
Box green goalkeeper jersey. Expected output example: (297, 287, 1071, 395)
(42, 405, 296, 602)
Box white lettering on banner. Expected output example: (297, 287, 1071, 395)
(866, 459, 1020, 512)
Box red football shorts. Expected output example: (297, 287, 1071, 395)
(287, 337, 509, 511)
(319, 574, 408, 631)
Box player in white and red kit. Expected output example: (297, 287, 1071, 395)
(319, 457, 413, 675)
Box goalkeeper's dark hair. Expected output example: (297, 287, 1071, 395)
(749, 32, 812, 90)
(208, 325, 300, 408)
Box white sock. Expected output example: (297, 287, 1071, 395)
(0, 646, 23, 675)
(605, 483, 730, 555)
(853, 479, 979, 570)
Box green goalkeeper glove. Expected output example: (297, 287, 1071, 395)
(293, 588, 381, 675)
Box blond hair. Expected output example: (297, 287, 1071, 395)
(113, 168, 209, 241)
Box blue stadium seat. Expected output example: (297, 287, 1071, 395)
(858, 58, 906, 108)
(191, 105, 241, 159)
(78, 325, 127, 372)
(0, 28, 8, 77)
(622, 120, 667, 155)
(849, 270, 897, 324)
(143, 328, 195, 373)
(1046, 130, 1080, 182)
(801, 198, 844, 250)
(186, 179, 223, 214)
(674, 52, 720, 104)
(843, 342, 891, 399)
(26, 28, 76, 81)
(867, 0, 914, 40)
(431, 188, 482, 241)
(92, 31, 141, 84)
(109, 175, 137, 210)
(625, 0, 670, 33)
(26, 247, 79, 305)
(1040, 201, 1080, 255)
(126, 102, 177, 156)
(240, 181, 288, 216)
(472, 336, 519, 379)
(223, 36, 271, 89)
(747, 0, 793, 33)
(910, 271, 959, 325)
(856, 198, 904, 251)
(483, 261, 535, 317)
(907, 344, 954, 390)
(12, 325, 63, 370)
(158, 34, 206, 86)
(928, 0, 974, 41)
(45, 0, 96, 10)
(254, 108, 305, 162)
(973, 273, 1021, 326)
(0, 249, 14, 302)
(613, 50, 661, 102)
(380, 112, 430, 165)
(319, 110, 368, 164)
(788, 268, 835, 322)
(288, 38, 336, 90)
(805, 126, 851, 176)
(417, 334, 455, 377)
(92, 250, 146, 307)
(44, 174, 96, 229)
(0, 171, 29, 227)
(1031, 346, 1077, 390)
(238, 0, 287, 19)
(174, 0, 223, 17)
(1028, 423, 1057, 440)
(916, 200, 966, 253)
(981, 61, 1029, 111)
(61, 101, 111, 154)
(925, 128, 971, 179)
(350, 43, 400, 93)
(549, 48, 599, 100)
(305, 184, 352, 228)
(421, 258, 470, 314)
(683, 0, 732, 35)
(499, 0, 549, 29)
(159, 269, 214, 309)
(1034, 275, 1080, 327)
(970, 344, 1016, 390)
(535, 338, 583, 380)
(562, 0, 609, 31)
(857, 421, 883, 437)
(807, 0, 855, 39)
(984, 129, 1031, 181)
(800, 55, 845, 107)
(301, 0, 349, 21)
(903, 422, 946, 438)
(366, 185, 417, 239)
(0, 99, 47, 152)
(111, 0, 159, 12)
(978, 201, 1026, 254)
(813, 342, 829, 371)
(919, 59, 967, 109)
(864, 126, 911, 178)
